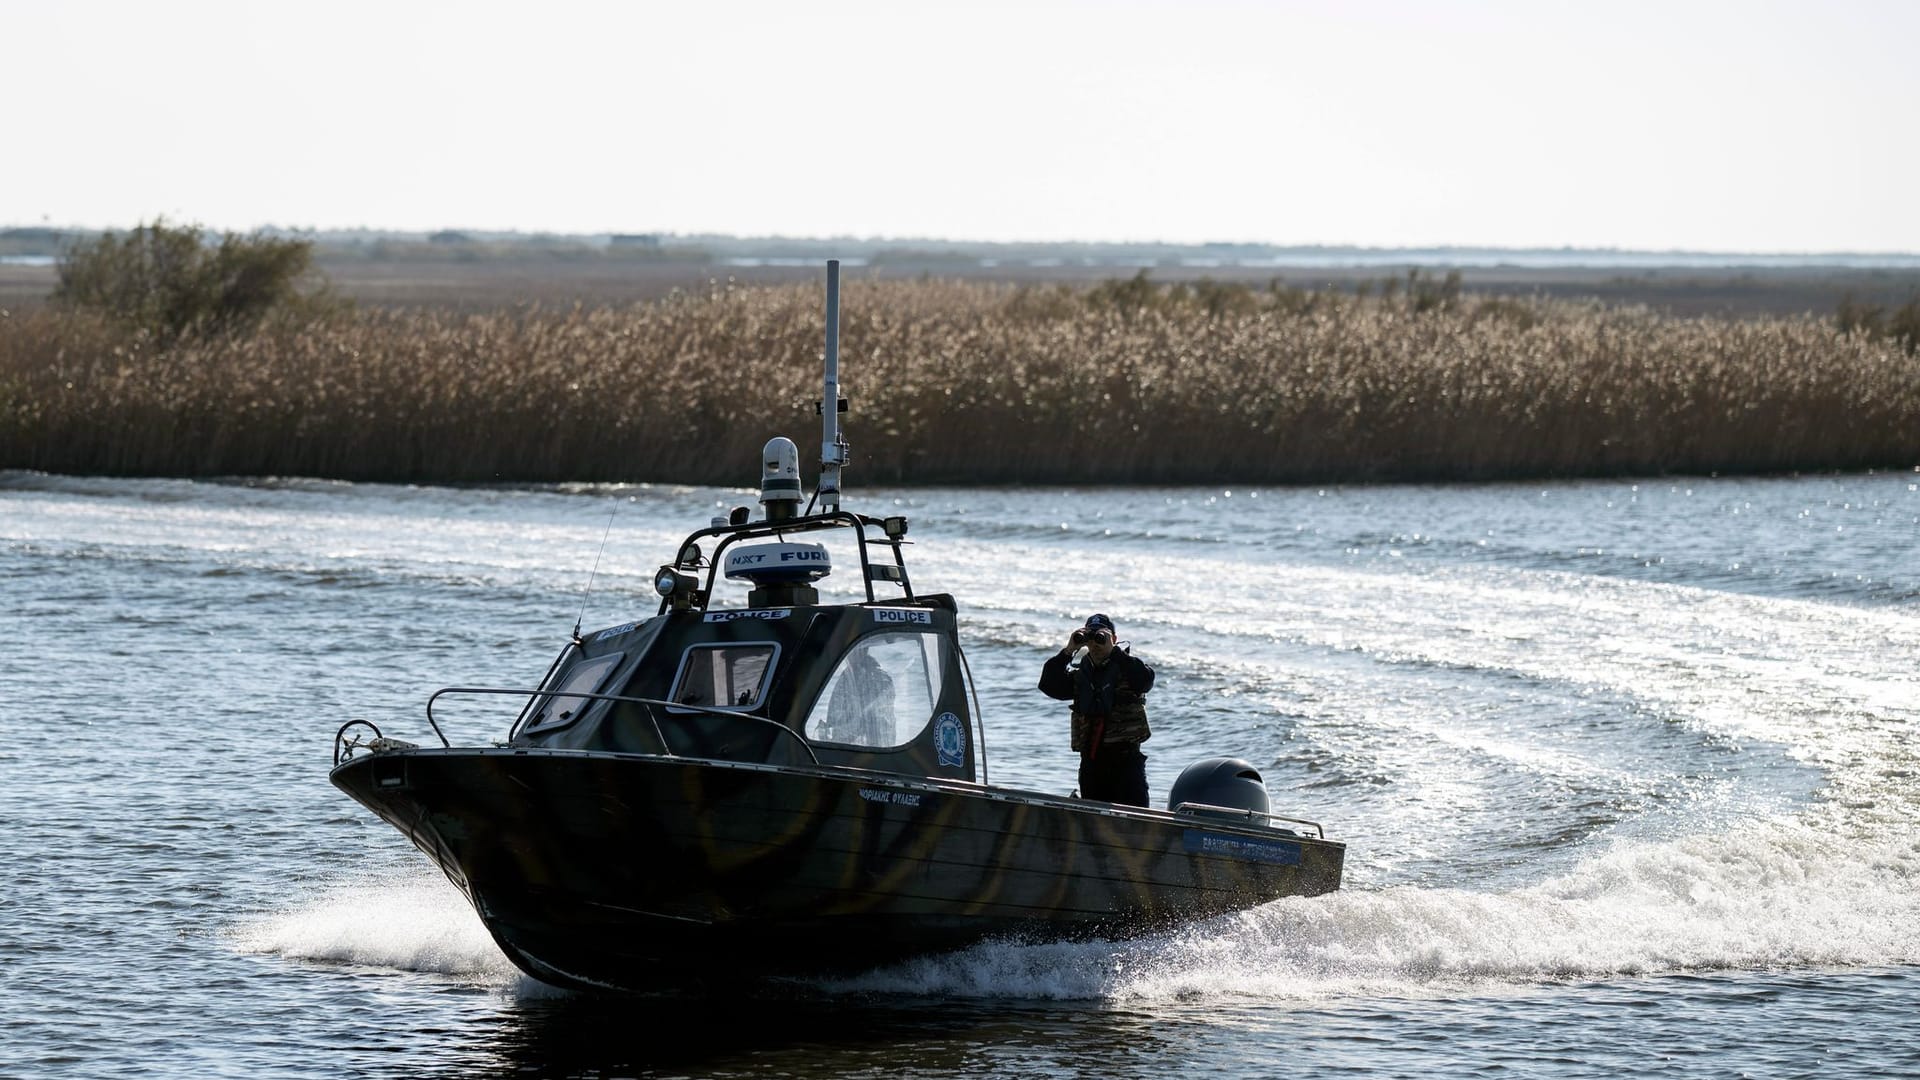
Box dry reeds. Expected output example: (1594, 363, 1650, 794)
(3, 279, 1916, 485)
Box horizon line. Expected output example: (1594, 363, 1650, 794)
(4, 223, 1919, 261)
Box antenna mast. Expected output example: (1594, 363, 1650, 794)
(818, 259, 847, 513)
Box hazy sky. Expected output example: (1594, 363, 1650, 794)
(10, 0, 1917, 252)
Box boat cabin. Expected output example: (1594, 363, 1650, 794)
(503, 502, 978, 784)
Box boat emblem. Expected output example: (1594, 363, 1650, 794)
(935, 711, 965, 766)
(872, 608, 931, 625)
(592, 621, 639, 642)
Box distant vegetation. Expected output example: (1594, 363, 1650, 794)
(50, 219, 345, 339)
(3, 275, 1917, 485)
(1835, 291, 1920, 355)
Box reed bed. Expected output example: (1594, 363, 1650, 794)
(3, 279, 1916, 485)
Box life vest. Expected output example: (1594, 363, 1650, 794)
(1068, 652, 1151, 751)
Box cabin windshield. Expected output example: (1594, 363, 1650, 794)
(805, 631, 945, 748)
(670, 643, 779, 710)
(526, 652, 622, 732)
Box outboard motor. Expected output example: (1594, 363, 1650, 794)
(1168, 757, 1271, 819)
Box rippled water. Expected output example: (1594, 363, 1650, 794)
(4, 469, 1918, 1078)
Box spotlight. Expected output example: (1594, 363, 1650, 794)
(654, 565, 696, 606)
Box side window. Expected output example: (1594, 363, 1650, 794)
(670, 644, 778, 711)
(527, 652, 623, 732)
(805, 632, 945, 748)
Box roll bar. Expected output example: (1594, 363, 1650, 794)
(660, 509, 915, 616)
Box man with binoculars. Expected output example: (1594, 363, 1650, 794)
(1038, 613, 1156, 806)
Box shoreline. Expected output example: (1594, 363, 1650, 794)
(6, 276, 1917, 488)
(7, 463, 1920, 495)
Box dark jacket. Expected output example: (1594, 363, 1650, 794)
(1040, 646, 1154, 751)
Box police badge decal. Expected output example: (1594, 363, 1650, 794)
(935, 711, 965, 766)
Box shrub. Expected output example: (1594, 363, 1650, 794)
(1836, 292, 1885, 337)
(1407, 268, 1463, 314)
(51, 219, 344, 339)
(1084, 269, 1161, 318)
(1887, 296, 1920, 355)
(1836, 291, 1920, 355)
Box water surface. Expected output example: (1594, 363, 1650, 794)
(3, 469, 1917, 1077)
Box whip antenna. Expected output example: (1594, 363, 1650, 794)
(574, 502, 618, 640)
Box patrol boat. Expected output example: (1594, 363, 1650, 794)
(329, 261, 1345, 992)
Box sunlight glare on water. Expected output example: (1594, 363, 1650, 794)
(3, 470, 1918, 1077)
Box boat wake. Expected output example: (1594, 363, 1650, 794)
(234, 802, 1919, 1004)
(829, 556, 1920, 1001)
(229, 871, 522, 985)
(827, 817, 1920, 1001)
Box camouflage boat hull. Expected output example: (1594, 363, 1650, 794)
(330, 747, 1345, 991)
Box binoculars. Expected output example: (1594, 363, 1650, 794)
(1071, 627, 1114, 647)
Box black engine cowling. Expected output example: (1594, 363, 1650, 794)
(1167, 757, 1271, 817)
